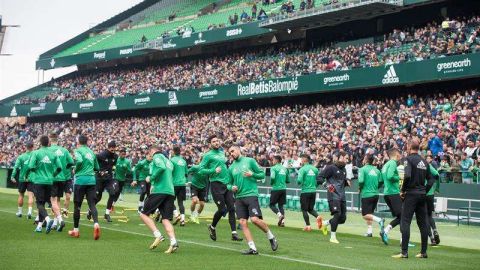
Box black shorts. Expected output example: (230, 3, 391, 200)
(300, 192, 316, 211)
(235, 196, 262, 220)
(174, 186, 186, 201)
(51, 181, 66, 198)
(329, 200, 346, 215)
(191, 185, 207, 201)
(210, 181, 235, 211)
(426, 195, 435, 214)
(18, 181, 33, 193)
(139, 181, 151, 195)
(141, 194, 175, 220)
(96, 178, 117, 196)
(384, 194, 402, 217)
(74, 185, 96, 203)
(270, 190, 287, 206)
(33, 184, 52, 203)
(361, 196, 379, 216)
(64, 179, 74, 194)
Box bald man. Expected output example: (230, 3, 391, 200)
(392, 139, 435, 259)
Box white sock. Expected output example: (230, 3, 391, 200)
(106, 209, 110, 215)
(277, 212, 283, 218)
(180, 214, 185, 221)
(73, 227, 79, 232)
(248, 241, 257, 251)
(53, 218, 58, 227)
(94, 222, 99, 228)
(37, 222, 43, 230)
(28, 207, 32, 215)
(173, 210, 179, 217)
(385, 224, 392, 234)
(372, 216, 382, 223)
(153, 230, 162, 238)
(138, 201, 144, 207)
(17, 207, 22, 214)
(170, 238, 177, 246)
(210, 225, 215, 229)
(232, 231, 237, 235)
(367, 225, 373, 234)
(192, 210, 198, 217)
(331, 232, 337, 239)
(57, 215, 63, 223)
(266, 230, 275, 240)
(323, 220, 330, 227)
(45, 216, 51, 223)
(35, 215, 39, 221)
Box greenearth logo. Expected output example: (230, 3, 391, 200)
(323, 74, 350, 86)
(437, 58, 471, 73)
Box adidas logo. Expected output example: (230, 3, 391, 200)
(55, 149, 64, 156)
(417, 161, 427, 170)
(41, 156, 52, 164)
(10, 106, 17, 117)
(85, 153, 94, 160)
(56, 103, 64, 114)
(382, 66, 400, 84)
(368, 169, 378, 176)
(109, 98, 117, 110)
(279, 169, 286, 175)
(307, 169, 315, 176)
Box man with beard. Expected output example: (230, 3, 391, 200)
(317, 151, 349, 244)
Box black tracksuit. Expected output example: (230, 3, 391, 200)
(95, 150, 118, 209)
(400, 153, 435, 255)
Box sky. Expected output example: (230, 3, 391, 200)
(0, 0, 143, 100)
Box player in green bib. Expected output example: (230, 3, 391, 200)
(27, 135, 62, 233)
(170, 146, 188, 226)
(188, 159, 209, 224)
(426, 155, 441, 246)
(48, 132, 74, 232)
(113, 148, 132, 207)
(68, 135, 101, 240)
(140, 146, 178, 254)
(297, 154, 321, 232)
(199, 135, 241, 242)
(227, 146, 278, 255)
(380, 148, 403, 245)
(132, 153, 152, 212)
(358, 154, 385, 237)
(11, 141, 35, 219)
(269, 155, 290, 227)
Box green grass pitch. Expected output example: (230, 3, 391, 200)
(0, 188, 479, 270)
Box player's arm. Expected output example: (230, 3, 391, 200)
(227, 167, 235, 191)
(93, 155, 100, 172)
(401, 159, 412, 194)
(317, 165, 332, 186)
(270, 167, 276, 186)
(249, 158, 265, 180)
(11, 156, 21, 182)
(74, 150, 83, 170)
(150, 157, 166, 180)
(53, 156, 62, 177)
(285, 167, 291, 184)
(198, 155, 215, 176)
(65, 150, 74, 169)
(296, 167, 304, 186)
(25, 153, 37, 179)
(386, 162, 399, 183)
(425, 164, 437, 194)
(358, 167, 364, 191)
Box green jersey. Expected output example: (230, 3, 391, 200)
(149, 153, 174, 195)
(74, 145, 99, 185)
(358, 164, 382, 199)
(170, 155, 188, 187)
(49, 144, 74, 182)
(427, 165, 440, 196)
(27, 147, 62, 185)
(381, 159, 400, 195)
(270, 163, 290, 191)
(114, 157, 132, 181)
(227, 156, 265, 198)
(11, 151, 32, 182)
(133, 159, 150, 181)
(188, 165, 208, 189)
(297, 164, 319, 194)
(199, 149, 229, 185)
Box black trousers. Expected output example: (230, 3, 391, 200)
(401, 193, 429, 255)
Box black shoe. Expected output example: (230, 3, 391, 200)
(104, 214, 112, 223)
(365, 233, 373, 237)
(172, 216, 181, 226)
(231, 233, 243, 241)
(430, 239, 438, 246)
(208, 225, 217, 241)
(57, 221, 65, 232)
(180, 220, 185, 227)
(278, 215, 285, 227)
(27, 214, 32, 220)
(415, 253, 428, 259)
(86, 210, 92, 221)
(242, 248, 258, 255)
(269, 237, 278, 251)
(433, 231, 440, 245)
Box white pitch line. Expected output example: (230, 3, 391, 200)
(0, 209, 359, 270)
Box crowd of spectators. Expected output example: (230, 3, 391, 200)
(2, 87, 480, 183)
(9, 15, 480, 106)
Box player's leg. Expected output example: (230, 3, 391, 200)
(63, 180, 73, 217)
(394, 194, 416, 258)
(278, 190, 286, 226)
(235, 198, 257, 254)
(225, 190, 239, 236)
(323, 200, 341, 243)
(160, 195, 178, 253)
(415, 195, 429, 258)
(139, 194, 165, 249)
(138, 182, 147, 212)
(16, 182, 27, 217)
(306, 193, 321, 229)
(300, 193, 311, 230)
(26, 186, 34, 219)
(208, 182, 226, 240)
(247, 197, 278, 252)
(177, 187, 186, 225)
(269, 190, 281, 217)
(50, 182, 65, 231)
(362, 196, 382, 237)
(426, 195, 440, 245)
(105, 179, 118, 222)
(34, 184, 54, 233)
(69, 185, 84, 238)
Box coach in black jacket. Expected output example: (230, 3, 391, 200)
(94, 141, 118, 223)
(393, 138, 435, 259)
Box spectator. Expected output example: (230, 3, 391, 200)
(428, 130, 444, 156)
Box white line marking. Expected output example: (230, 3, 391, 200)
(0, 209, 358, 270)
